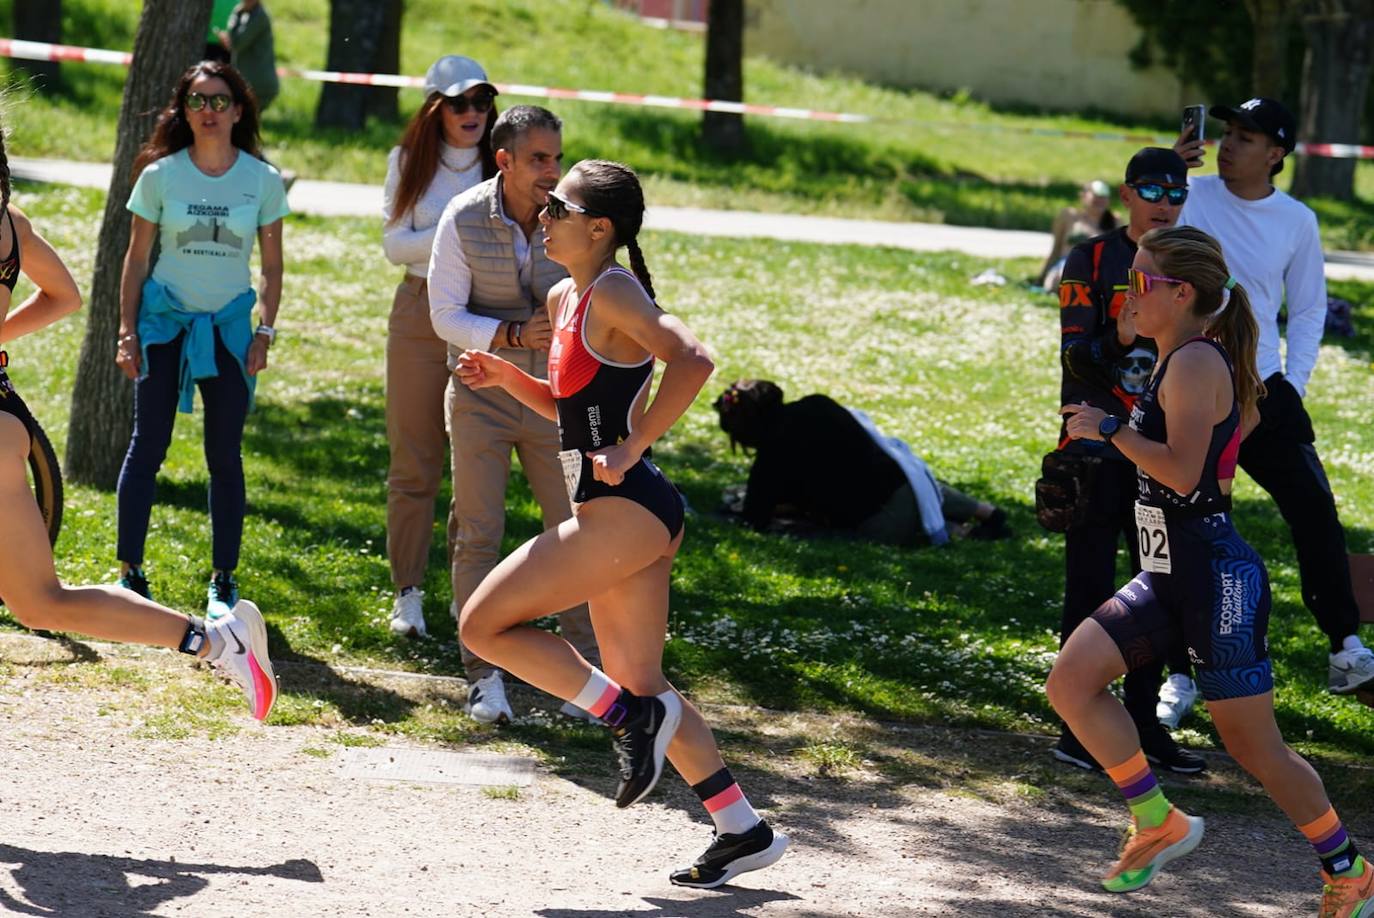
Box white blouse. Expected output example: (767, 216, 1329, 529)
(381, 142, 484, 277)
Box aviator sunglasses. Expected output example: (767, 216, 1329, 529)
(545, 190, 604, 221)
(1127, 268, 1186, 296)
(1130, 182, 1189, 206)
(185, 92, 234, 113)
(445, 90, 497, 115)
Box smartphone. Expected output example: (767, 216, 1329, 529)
(1182, 104, 1206, 143)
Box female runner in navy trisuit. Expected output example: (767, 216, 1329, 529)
(455, 160, 788, 889)
(1050, 226, 1373, 916)
(0, 122, 276, 722)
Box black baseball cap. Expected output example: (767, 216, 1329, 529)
(1210, 98, 1297, 153)
(1125, 147, 1188, 185)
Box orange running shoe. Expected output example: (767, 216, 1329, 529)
(1319, 859, 1374, 918)
(1101, 805, 1205, 893)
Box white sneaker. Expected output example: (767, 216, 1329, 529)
(559, 700, 602, 724)
(1329, 646, 1374, 694)
(207, 599, 277, 722)
(466, 671, 512, 725)
(1156, 673, 1201, 729)
(389, 588, 427, 638)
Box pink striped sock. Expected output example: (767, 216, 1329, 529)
(569, 668, 623, 720)
(692, 767, 761, 836)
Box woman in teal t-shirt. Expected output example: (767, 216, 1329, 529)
(114, 60, 289, 620)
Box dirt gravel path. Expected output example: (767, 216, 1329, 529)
(0, 634, 1334, 917)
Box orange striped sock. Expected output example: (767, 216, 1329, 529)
(1105, 749, 1170, 829)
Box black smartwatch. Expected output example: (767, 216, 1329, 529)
(1098, 415, 1123, 442)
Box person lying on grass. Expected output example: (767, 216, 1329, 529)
(713, 379, 1010, 545)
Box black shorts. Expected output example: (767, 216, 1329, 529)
(0, 369, 37, 440)
(576, 456, 685, 540)
(1092, 512, 1273, 701)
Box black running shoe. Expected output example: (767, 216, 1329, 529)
(610, 692, 682, 808)
(669, 820, 790, 889)
(1051, 728, 1103, 772)
(1140, 725, 1207, 775)
(117, 567, 151, 600)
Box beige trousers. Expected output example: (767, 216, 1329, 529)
(385, 275, 453, 590)
(446, 347, 601, 681)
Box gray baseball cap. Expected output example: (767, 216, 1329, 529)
(423, 55, 496, 97)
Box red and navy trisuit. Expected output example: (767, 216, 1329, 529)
(0, 208, 36, 438)
(1092, 337, 1274, 701)
(547, 266, 684, 539)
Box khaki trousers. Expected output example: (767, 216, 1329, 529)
(385, 275, 453, 590)
(446, 352, 600, 681)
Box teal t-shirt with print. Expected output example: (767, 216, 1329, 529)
(127, 148, 289, 313)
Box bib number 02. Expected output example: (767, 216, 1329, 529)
(1135, 503, 1172, 574)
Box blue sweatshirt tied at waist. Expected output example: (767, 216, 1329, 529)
(136, 278, 257, 414)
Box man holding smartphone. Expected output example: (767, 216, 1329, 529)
(1175, 98, 1374, 704)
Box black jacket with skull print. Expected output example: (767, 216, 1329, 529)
(1055, 226, 1157, 458)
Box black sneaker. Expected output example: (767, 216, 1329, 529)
(1051, 728, 1102, 772)
(610, 692, 682, 808)
(968, 508, 1013, 541)
(1140, 725, 1207, 774)
(117, 567, 151, 600)
(669, 820, 790, 889)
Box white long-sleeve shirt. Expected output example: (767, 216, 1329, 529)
(1180, 174, 1327, 396)
(427, 177, 534, 352)
(381, 143, 483, 276)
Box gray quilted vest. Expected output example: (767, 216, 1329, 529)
(445, 175, 567, 378)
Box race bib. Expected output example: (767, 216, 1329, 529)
(1135, 502, 1172, 574)
(558, 449, 583, 504)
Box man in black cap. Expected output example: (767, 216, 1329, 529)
(1050, 147, 1206, 774)
(1175, 99, 1374, 705)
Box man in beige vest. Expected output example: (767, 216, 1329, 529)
(428, 105, 601, 724)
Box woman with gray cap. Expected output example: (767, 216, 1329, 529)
(381, 55, 498, 639)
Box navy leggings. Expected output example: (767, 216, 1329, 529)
(116, 331, 249, 571)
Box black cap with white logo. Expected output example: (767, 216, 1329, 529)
(1210, 98, 1297, 153)
(1125, 147, 1189, 185)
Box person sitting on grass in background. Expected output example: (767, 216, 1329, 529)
(713, 379, 1010, 545)
(1037, 179, 1117, 290)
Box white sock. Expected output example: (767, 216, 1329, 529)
(1341, 635, 1367, 653)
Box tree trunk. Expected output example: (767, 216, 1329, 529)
(702, 0, 746, 156)
(365, 0, 404, 123)
(315, 0, 390, 130)
(1291, 0, 1374, 200)
(11, 0, 62, 91)
(1242, 0, 1296, 98)
(65, 0, 213, 489)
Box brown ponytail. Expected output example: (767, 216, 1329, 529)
(625, 238, 656, 302)
(1139, 226, 1266, 423)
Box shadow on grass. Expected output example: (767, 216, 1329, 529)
(0, 843, 320, 918)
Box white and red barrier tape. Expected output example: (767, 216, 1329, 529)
(3, 37, 1373, 158)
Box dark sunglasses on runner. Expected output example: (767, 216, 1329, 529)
(185, 92, 234, 113)
(545, 190, 603, 221)
(445, 91, 497, 115)
(1130, 182, 1189, 206)
(1127, 268, 1186, 296)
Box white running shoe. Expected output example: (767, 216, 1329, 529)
(1329, 646, 1374, 695)
(389, 588, 427, 638)
(466, 671, 512, 725)
(1156, 673, 1201, 729)
(207, 599, 277, 722)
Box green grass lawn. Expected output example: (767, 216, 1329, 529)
(3, 0, 1374, 250)
(6, 182, 1374, 770)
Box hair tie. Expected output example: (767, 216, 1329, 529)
(1224, 275, 1237, 290)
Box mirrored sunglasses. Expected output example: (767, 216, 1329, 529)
(1127, 268, 1186, 295)
(1131, 182, 1188, 206)
(186, 92, 234, 113)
